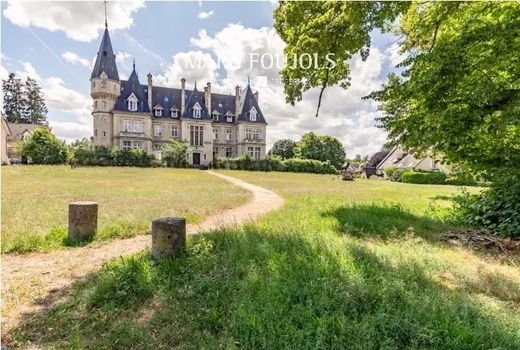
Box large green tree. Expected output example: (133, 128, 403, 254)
(24, 77, 48, 124)
(2, 73, 26, 123)
(294, 132, 345, 169)
(268, 139, 296, 159)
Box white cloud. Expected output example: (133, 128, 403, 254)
(187, 23, 389, 156)
(116, 51, 132, 63)
(155, 51, 218, 87)
(3, 1, 145, 42)
(62, 51, 91, 67)
(197, 10, 214, 20)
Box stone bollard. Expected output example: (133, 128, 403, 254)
(151, 217, 186, 259)
(68, 201, 98, 241)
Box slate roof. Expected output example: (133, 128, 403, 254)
(6, 123, 49, 141)
(237, 85, 267, 124)
(211, 93, 236, 123)
(114, 68, 150, 113)
(91, 26, 119, 81)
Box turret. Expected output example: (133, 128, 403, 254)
(90, 24, 120, 146)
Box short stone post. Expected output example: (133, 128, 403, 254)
(68, 201, 98, 241)
(151, 217, 186, 259)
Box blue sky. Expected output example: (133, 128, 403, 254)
(1, 1, 402, 156)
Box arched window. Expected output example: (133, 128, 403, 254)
(193, 103, 202, 118)
(249, 107, 257, 121)
(127, 94, 138, 112)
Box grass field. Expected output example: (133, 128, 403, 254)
(9, 171, 520, 349)
(1, 166, 249, 253)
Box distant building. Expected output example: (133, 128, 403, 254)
(1, 116, 11, 165)
(90, 23, 267, 166)
(376, 147, 448, 177)
(6, 122, 49, 163)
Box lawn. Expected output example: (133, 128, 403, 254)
(7, 171, 520, 349)
(1, 166, 249, 253)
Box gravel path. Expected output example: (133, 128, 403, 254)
(1, 171, 284, 338)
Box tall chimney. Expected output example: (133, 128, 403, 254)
(181, 78, 186, 114)
(147, 73, 153, 111)
(206, 82, 212, 115)
(253, 91, 259, 103)
(235, 85, 240, 119)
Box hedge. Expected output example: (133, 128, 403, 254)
(401, 171, 447, 184)
(72, 145, 154, 167)
(214, 156, 337, 174)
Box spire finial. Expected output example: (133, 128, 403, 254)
(194, 81, 197, 90)
(132, 58, 135, 71)
(104, 0, 108, 28)
(247, 74, 250, 85)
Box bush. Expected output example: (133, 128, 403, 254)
(401, 171, 447, 184)
(70, 140, 154, 167)
(445, 172, 477, 186)
(455, 173, 520, 238)
(384, 166, 407, 182)
(215, 156, 336, 174)
(162, 139, 189, 168)
(20, 128, 68, 164)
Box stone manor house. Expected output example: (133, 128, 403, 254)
(91, 25, 267, 166)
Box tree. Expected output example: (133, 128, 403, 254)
(366, 147, 390, 168)
(20, 128, 68, 164)
(268, 139, 296, 159)
(24, 77, 48, 124)
(162, 139, 189, 167)
(294, 132, 345, 169)
(2, 73, 27, 123)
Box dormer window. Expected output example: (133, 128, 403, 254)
(249, 107, 257, 122)
(170, 109, 178, 118)
(212, 111, 220, 121)
(193, 103, 202, 119)
(154, 105, 163, 117)
(226, 112, 233, 123)
(127, 94, 138, 112)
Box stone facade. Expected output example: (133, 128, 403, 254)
(90, 25, 267, 166)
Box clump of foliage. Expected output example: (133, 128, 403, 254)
(274, 2, 520, 236)
(216, 155, 337, 174)
(294, 132, 345, 169)
(455, 173, 520, 238)
(401, 171, 447, 185)
(2, 73, 47, 124)
(162, 139, 189, 168)
(69, 139, 154, 167)
(20, 128, 68, 164)
(267, 139, 297, 159)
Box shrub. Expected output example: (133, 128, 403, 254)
(401, 171, 447, 184)
(162, 139, 189, 168)
(215, 156, 336, 174)
(445, 172, 477, 186)
(111, 148, 154, 167)
(70, 140, 154, 167)
(20, 128, 68, 164)
(384, 166, 407, 182)
(455, 173, 520, 238)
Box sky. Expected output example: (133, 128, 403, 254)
(1, 1, 404, 157)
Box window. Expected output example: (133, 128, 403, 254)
(213, 147, 219, 156)
(171, 125, 178, 137)
(170, 109, 178, 118)
(132, 141, 142, 149)
(103, 101, 107, 108)
(94, 101, 98, 108)
(123, 119, 144, 133)
(252, 129, 260, 140)
(193, 103, 202, 118)
(101, 81, 107, 89)
(245, 128, 252, 140)
(154, 108, 163, 117)
(226, 147, 232, 158)
(212, 112, 219, 121)
(226, 129, 232, 141)
(218, 102, 223, 108)
(154, 124, 163, 137)
(226, 114, 233, 123)
(94, 129, 98, 137)
(92, 82, 96, 88)
(190, 125, 204, 146)
(164, 96, 169, 103)
(213, 128, 219, 140)
(127, 95, 138, 111)
(122, 140, 141, 150)
(254, 146, 261, 160)
(102, 131, 106, 137)
(249, 107, 257, 121)
(247, 146, 255, 157)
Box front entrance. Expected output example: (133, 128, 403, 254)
(192, 152, 201, 165)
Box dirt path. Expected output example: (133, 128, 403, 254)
(1, 171, 284, 337)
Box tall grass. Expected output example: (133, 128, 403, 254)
(8, 172, 519, 349)
(1, 166, 249, 253)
